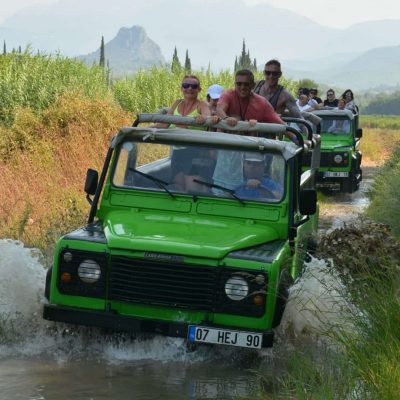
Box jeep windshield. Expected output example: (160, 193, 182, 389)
(320, 117, 351, 134)
(313, 109, 354, 135)
(112, 140, 285, 203)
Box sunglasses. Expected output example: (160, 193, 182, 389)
(235, 81, 251, 87)
(181, 83, 199, 89)
(263, 70, 281, 77)
(327, 93, 334, 96)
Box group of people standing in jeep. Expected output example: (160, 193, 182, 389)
(297, 87, 357, 114)
(157, 58, 357, 139)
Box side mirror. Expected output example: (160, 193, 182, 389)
(356, 128, 363, 138)
(84, 169, 98, 196)
(299, 189, 317, 215)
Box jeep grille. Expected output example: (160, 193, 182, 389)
(109, 256, 218, 311)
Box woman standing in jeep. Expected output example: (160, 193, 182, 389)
(341, 89, 358, 113)
(154, 75, 212, 128)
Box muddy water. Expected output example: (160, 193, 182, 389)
(318, 166, 375, 231)
(0, 172, 373, 399)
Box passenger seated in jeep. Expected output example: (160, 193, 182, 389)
(235, 152, 283, 200)
(327, 99, 350, 133)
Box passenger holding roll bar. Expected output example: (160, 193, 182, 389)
(216, 69, 298, 143)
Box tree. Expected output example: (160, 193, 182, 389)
(99, 36, 105, 68)
(234, 39, 255, 72)
(184, 49, 191, 73)
(3, 40, 6, 55)
(171, 46, 181, 73)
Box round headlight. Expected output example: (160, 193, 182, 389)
(334, 154, 343, 163)
(78, 259, 101, 283)
(225, 276, 249, 301)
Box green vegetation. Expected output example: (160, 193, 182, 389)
(262, 221, 400, 399)
(361, 114, 400, 130)
(362, 91, 400, 115)
(0, 51, 110, 126)
(2, 52, 400, 398)
(367, 147, 400, 237)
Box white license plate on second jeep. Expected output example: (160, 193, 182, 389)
(188, 325, 262, 349)
(324, 171, 349, 178)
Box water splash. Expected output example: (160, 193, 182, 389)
(0, 240, 356, 363)
(277, 256, 357, 343)
(0, 239, 47, 345)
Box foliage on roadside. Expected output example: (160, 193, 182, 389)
(361, 114, 400, 130)
(366, 146, 400, 237)
(0, 51, 110, 126)
(264, 221, 400, 399)
(0, 91, 130, 255)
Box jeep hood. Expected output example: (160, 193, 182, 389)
(103, 210, 279, 259)
(321, 137, 352, 150)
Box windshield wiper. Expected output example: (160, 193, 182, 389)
(128, 167, 175, 199)
(193, 179, 245, 205)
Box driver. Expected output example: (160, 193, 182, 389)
(235, 152, 283, 200)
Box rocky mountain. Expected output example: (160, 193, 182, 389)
(1, 0, 400, 89)
(78, 26, 165, 76)
(1, 0, 400, 71)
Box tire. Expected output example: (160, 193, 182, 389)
(45, 267, 52, 300)
(341, 161, 361, 193)
(272, 270, 293, 328)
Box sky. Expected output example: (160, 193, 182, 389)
(0, 0, 399, 28)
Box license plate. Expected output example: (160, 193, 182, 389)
(324, 171, 349, 178)
(188, 325, 263, 349)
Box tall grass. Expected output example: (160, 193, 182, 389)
(112, 66, 299, 114)
(366, 146, 400, 237)
(264, 222, 400, 399)
(0, 50, 110, 126)
(0, 91, 130, 254)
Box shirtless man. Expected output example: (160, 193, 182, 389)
(254, 59, 303, 119)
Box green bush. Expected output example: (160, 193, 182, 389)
(367, 146, 400, 237)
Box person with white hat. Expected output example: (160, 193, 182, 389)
(206, 84, 224, 115)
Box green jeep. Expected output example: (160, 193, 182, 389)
(308, 109, 362, 193)
(43, 114, 320, 349)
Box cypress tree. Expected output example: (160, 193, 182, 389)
(234, 39, 256, 72)
(184, 49, 191, 73)
(171, 46, 181, 73)
(3, 40, 6, 55)
(99, 36, 105, 68)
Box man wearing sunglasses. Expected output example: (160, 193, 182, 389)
(254, 59, 303, 121)
(216, 69, 284, 128)
(213, 69, 298, 192)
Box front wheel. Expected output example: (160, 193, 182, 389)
(341, 165, 362, 193)
(45, 267, 52, 300)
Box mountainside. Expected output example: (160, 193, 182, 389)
(284, 44, 400, 91)
(78, 26, 165, 75)
(1, 0, 400, 73)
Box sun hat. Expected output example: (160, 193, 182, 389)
(207, 84, 224, 100)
